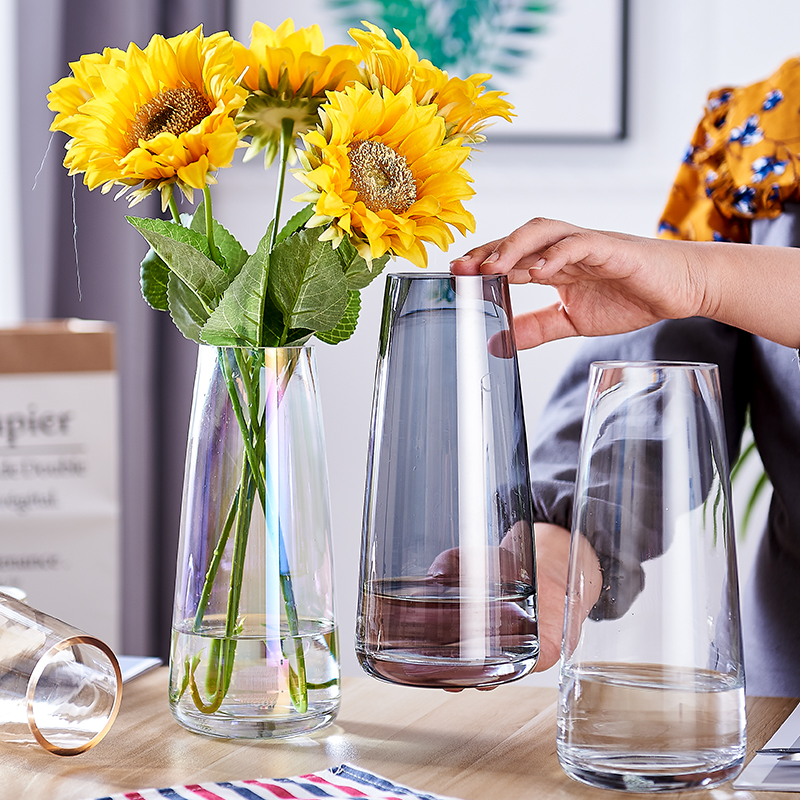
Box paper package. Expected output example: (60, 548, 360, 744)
(0, 320, 120, 649)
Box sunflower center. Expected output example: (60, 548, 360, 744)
(125, 86, 212, 151)
(348, 139, 417, 215)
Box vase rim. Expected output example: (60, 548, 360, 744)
(388, 272, 507, 282)
(200, 343, 315, 353)
(591, 359, 718, 371)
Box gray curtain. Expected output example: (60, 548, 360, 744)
(18, 0, 232, 657)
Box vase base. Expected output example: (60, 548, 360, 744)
(356, 649, 537, 688)
(170, 700, 340, 740)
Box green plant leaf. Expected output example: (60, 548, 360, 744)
(167, 272, 210, 343)
(335, 236, 391, 290)
(261, 295, 288, 347)
(201, 230, 272, 348)
(282, 328, 314, 346)
(316, 290, 361, 344)
(277, 205, 315, 244)
(129, 215, 212, 259)
(139, 247, 169, 311)
(269, 229, 348, 335)
(189, 202, 249, 277)
(128, 217, 230, 329)
(742, 470, 771, 536)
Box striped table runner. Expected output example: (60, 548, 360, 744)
(91, 763, 462, 800)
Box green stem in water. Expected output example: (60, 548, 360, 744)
(188, 411, 257, 713)
(187, 349, 309, 716)
(192, 485, 240, 632)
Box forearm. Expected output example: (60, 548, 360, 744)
(533, 522, 601, 671)
(690, 241, 800, 348)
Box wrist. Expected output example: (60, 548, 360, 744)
(682, 241, 719, 321)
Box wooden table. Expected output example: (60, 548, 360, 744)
(0, 668, 795, 800)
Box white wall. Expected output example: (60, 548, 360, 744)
(215, 0, 800, 685)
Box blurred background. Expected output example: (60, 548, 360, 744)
(5, 0, 793, 683)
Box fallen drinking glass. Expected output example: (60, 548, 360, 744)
(0, 590, 122, 755)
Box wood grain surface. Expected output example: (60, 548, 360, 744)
(0, 669, 794, 800)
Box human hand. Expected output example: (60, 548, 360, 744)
(422, 521, 601, 691)
(450, 218, 706, 349)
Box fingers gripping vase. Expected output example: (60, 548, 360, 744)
(169, 346, 340, 739)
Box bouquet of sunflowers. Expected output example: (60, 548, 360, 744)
(47, 18, 513, 727)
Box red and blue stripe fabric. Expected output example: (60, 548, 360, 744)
(92, 764, 460, 800)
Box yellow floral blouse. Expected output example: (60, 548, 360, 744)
(658, 57, 800, 243)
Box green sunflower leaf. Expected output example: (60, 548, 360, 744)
(261, 295, 288, 347)
(201, 227, 273, 348)
(189, 202, 249, 277)
(335, 237, 391, 291)
(139, 247, 170, 311)
(277, 205, 315, 244)
(127, 217, 230, 338)
(167, 273, 210, 343)
(282, 328, 315, 347)
(128, 215, 212, 259)
(268, 229, 349, 335)
(316, 290, 361, 345)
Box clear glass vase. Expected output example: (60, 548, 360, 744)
(357, 273, 539, 689)
(558, 361, 745, 791)
(168, 345, 340, 739)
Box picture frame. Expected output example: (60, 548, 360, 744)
(483, 0, 630, 142)
(234, 0, 630, 142)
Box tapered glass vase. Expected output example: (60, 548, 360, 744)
(357, 273, 539, 689)
(169, 345, 340, 739)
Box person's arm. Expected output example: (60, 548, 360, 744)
(533, 522, 601, 671)
(450, 217, 800, 350)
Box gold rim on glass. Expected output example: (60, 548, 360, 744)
(25, 635, 123, 756)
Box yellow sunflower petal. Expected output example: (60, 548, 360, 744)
(48, 27, 247, 199)
(350, 22, 514, 144)
(237, 18, 362, 165)
(297, 82, 475, 267)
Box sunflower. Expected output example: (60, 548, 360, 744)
(349, 22, 514, 144)
(296, 82, 475, 268)
(47, 27, 248, 204)
(235, 19, 362, 166)
(48, 47, 126, 126)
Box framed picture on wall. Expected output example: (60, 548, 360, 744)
(234, 0, 629, 142)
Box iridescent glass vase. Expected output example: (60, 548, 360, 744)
(169, 345, 339, 738)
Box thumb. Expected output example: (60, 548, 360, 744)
(512, 303, 578, 349)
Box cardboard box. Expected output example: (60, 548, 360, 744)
(0, 320, 120, 648)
